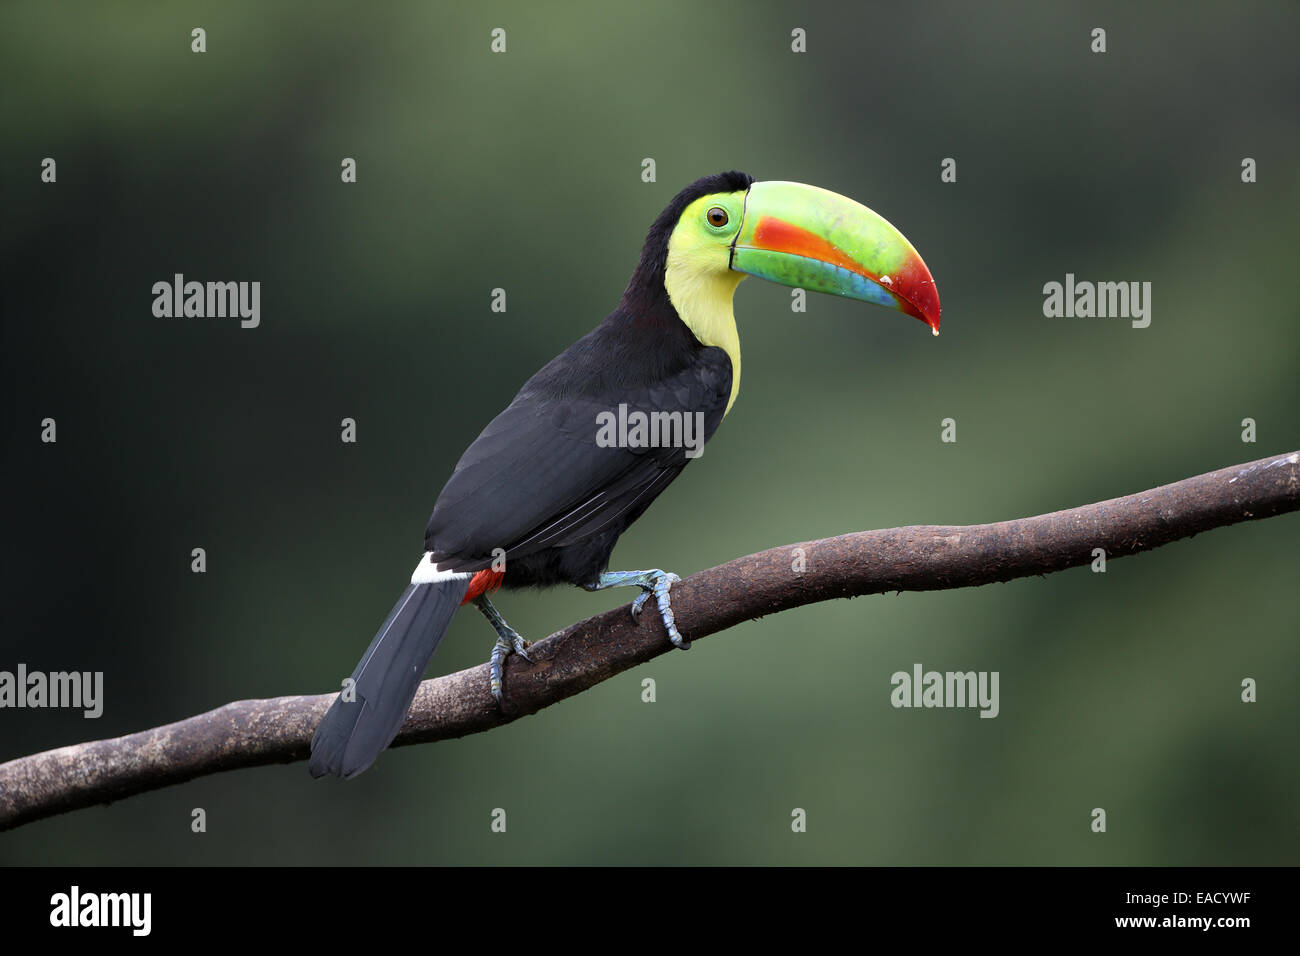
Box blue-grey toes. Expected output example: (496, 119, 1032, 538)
(636, 571, 688, 650)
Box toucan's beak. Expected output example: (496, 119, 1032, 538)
(730, 181, 941, 334)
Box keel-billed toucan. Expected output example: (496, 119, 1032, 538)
(309, 171, 940, 778)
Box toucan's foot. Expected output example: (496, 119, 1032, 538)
(631, 572, 686, 649)
(474, 596, 532, 707)
(585, 569, 689, 650)
(488, 635, 531, 706)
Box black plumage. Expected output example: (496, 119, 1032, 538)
(311, 171, 752, 777)
(425, 171, 753, 587)
(310, 580, 467, 778)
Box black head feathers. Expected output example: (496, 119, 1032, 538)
(622, 171, 755, 304)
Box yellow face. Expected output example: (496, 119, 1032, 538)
(666, 192, 747, 274)
(664, 191, 749, 414)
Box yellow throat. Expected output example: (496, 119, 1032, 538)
(663, 195, 747, 415)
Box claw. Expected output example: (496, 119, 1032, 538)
(630, 590, 649, 619)
(587, 568, 690, 650)
(489, 637, 511, 705)
(651, 572, 688, 650)
(475, 595, 532, 708)
(513, 635, 533, 663)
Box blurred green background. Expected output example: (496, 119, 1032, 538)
(2, 0, 1297, 865)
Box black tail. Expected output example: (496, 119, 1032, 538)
(310, 577, 469, 778)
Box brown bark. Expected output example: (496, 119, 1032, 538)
(2, 450, 1296, 832)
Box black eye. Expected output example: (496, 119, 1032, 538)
(706, 206, 729, 227)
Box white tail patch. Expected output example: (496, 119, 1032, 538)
(411, 552, 472, 585)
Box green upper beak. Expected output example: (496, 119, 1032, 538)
(729, 181, 941, 334)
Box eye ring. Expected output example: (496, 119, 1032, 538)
(706, 206, 729, 228)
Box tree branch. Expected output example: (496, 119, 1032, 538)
(2, 450, 1297, 831)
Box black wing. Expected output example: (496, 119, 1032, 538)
(424, 348, 731, 572)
